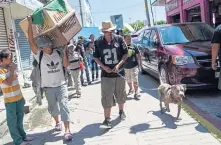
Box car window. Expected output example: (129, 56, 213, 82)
(149, 30, 159, 49)
(138, 30, 144, 42)
(159, 24, 214, 45)
(142, 29, 151, 47)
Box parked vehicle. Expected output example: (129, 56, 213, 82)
(140, 22, 219, 89)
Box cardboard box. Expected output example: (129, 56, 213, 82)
(20, 1, 82, 47)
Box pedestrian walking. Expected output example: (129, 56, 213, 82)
(27, 16, 72, 141)
(0, 49, 34, 145)
(67, 43, 82, 98)
(94, 21, 128, 128)
(75, 36, 91, 86)
(89, 34, 99, 81)
(124, 34, 142, 99)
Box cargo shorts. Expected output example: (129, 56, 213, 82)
(101, 77, 127, 108)
(125, 67, 139, 82)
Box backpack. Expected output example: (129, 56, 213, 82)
(38, 50, 66, 77)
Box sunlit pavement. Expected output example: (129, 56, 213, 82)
(1, 74, 221, 145)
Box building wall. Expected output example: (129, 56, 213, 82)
(166, 0, 210, 24)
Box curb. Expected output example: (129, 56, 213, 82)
(182, 99, 221, 142)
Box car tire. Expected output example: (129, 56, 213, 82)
(159, 65, 169, 84)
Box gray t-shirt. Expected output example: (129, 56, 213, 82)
(33, 50, 66, 88)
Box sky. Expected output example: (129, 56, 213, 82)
(89, 0, 166, 26)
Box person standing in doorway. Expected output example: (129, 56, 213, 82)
(75, 36, 91, 86)
(124, 34, 142, 99)
(94, 21, 128, 128)
(27, 16, 72, 141)
(89, 34, 99, 81)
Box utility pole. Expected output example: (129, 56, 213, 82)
(150, 2, 155, 25)
(79, 0, 84, 26)
(144, 0, 151, 27)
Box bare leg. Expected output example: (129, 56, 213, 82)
(64, 122, 70, 133)
(128, 82, 133, 92)
(134, 81, 139, 94)
(119, 104, 124, 111)
(53, 116, 60, 124)
(104, 108, 111, 119)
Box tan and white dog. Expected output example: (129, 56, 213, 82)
(158, 83, 186, 119)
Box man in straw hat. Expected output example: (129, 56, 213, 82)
(27, 16, 72, 141)
(94, 21, 128, 128)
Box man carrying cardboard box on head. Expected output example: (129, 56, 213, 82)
(27, 16, 72, 141)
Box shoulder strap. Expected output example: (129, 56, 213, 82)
(56, 50, 61, 56)
(39, 51, 43, 76)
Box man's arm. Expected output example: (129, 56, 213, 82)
(27, 16, 38, 54)
(2, 63, 16, 86)
(62, 45, 68, 68)
(112, 37, 128, 72)
(211, 28, 221, 70)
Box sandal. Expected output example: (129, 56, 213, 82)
(20, 141, 28, 145)
(24, 136, 35, 141)
(64, 133, 73, 141)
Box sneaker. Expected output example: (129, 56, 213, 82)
(100, 119, 112, 129)
(77, 94, 81, 98)
(134, 93, 141, 100)
(119, 110, 126, 120)
(55, 123, 62, 131)
(128, 89, 134, 95)
(20, 141, 28, 145)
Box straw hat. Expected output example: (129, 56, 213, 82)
(100, 21, 116, 32)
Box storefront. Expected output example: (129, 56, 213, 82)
(0, 0, 42, 84)
(152, 0, 210, 24)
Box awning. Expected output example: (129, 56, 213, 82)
(1, 0, 43, 19)
(152, 0, 168, 6)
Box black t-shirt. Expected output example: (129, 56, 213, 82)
(211, 25, 221, 56)
(124, 43, 139, 69)
(94, 34, 128, 77)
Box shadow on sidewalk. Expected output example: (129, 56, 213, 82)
(71, 117, 121, 145)
(148, 110, 177, 129)
(130, 123, 150, 134)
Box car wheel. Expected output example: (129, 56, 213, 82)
(159, 65, 169, 84)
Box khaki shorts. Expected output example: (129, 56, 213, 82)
(101, 77, 127, 108)
(125, 67, 139, 82)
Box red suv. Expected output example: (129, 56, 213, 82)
(140, 22, 220, 89)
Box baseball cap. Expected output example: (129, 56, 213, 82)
(78, 36, 84, 40)
(35, 36, 53, 48)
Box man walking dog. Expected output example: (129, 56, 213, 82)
(94, 21, 128, 128)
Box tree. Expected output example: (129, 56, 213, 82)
(123, 20, 144, 34)
(154, 20, 166, 25)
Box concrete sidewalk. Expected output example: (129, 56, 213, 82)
(1, 77, 221, 145)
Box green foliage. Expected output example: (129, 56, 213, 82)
(154, 20, 166, 25)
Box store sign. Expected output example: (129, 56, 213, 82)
(8, 29, 17, 64)
(183, 0, 194, 4)
(0, 0, 15, 3)
(165, 0, 178, 12)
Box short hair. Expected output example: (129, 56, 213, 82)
(89, 34, 94, 39)
(124, 34, 131, 38)
(0, 49, 11, 61)
(78, 36, 84, 40)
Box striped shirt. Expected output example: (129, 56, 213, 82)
(0, 68, 23, 103)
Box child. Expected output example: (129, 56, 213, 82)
(0, 49, 34, 145)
